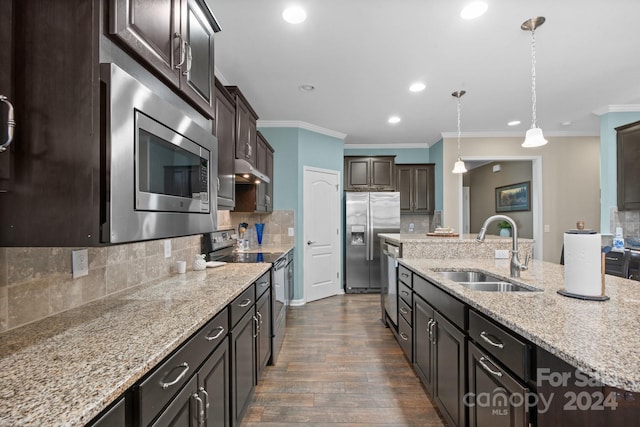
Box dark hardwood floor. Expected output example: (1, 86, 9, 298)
(241, 294, 446, 426)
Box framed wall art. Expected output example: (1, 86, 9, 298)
(495, 181, 530, 212)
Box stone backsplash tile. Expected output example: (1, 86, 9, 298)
(0, 234, 202, 333)
(220, 210, 295, 248)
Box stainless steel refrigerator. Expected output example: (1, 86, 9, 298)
(345, 192, 400, 293)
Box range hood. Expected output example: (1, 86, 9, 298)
(234, 158, 270, 184)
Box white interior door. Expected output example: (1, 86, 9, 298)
(303, 167, 341, 303)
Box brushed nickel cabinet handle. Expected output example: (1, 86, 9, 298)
(480, 331, 504, 349)
(238, 299, 252, 308)
(193, 392, 205, 425)
(479, 356, 503, 377)
(182, 42, 192, 76)
(399, 332, 409, 341)
(174, 33, 187, 70)
(161, 362, 189, 389)
(0, 95, 15, 153)
(252, 315, 259, 338)
(205, 326, 225, 341)
(400, 290, 409, 297)
(199, 386, 210, 422)
(399, 307, 408, 315)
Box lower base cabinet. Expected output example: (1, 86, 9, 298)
(468, 342, 529, 427)
(151, 376, 199, 427)
(413, 295, 435, 393)
(230, 309, 257, 427)
(198, 339, 230, 427)
(256, 289, 272, 379)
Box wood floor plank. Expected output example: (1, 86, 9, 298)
(240, 294, 446, 426)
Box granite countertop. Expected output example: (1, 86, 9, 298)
(379, 233, 534, 244)
(0, 263, 271, 427)
(399, 257, 640, 392)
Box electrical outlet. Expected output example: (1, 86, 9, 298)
(544, 224, 550, 233)
(288, 227, 294, 237)
(164, 240, 172, 258)
(495, 249, 509, 259)
(72, 249, 89, 279)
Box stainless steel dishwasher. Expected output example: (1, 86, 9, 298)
(381, 241, 400, 328)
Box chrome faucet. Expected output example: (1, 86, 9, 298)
(477, 214, 529, 278)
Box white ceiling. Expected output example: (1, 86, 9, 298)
(208, 0, 640, 147)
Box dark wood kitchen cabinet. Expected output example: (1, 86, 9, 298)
(0, 0, 13, 192)
(215, 78, 236, 210)
(344, 156, 396, 191)
(256, 288, 272, 380)
(226, 86, 258, 167)
(234, 132, 274, 213)
(397, 164, 435, 214)
(109, 0, 221, 118)
(414, 295, 436, 393)
(616, 120, 640, 211)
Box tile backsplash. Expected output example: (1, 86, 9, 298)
(0, 209, 295, 334)
(610, 207, 640, 239)
(400, 214, 435, 234)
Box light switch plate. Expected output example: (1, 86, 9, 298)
(164, 240, 172, 258)
(495, 249, 509, 259)
(288, 227, 294, 237)
(72, 249, 89, 279)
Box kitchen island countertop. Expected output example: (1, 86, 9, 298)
(0, 263, 271, 426)
(399, 257, 640, 392)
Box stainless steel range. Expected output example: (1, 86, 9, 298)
(203, 230, 290, 364)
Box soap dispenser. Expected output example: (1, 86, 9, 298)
(613, 227, 625, 252)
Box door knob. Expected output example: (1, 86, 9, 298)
(307, 240, 316, 245)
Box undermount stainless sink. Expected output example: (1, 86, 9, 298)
(436, 270, 541, 292)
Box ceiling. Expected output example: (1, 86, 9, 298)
(208, 0, 640, 147)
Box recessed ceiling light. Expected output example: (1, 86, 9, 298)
(388, 116, 401, 124)
(460, 1, 488, 20)
(282, 6, 307, 24)
(561, 120, 572, 126)
(507, 120, 521, 126)
(298, 84, 315, 92)
(409, 82, 426, 92)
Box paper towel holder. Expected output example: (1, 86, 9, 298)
(557, 230, 610, 301)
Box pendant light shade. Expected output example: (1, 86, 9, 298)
(521, 16, 547, 148)
(451, 90, 467, 174)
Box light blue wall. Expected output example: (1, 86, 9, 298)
(599, 112, 640, 233)
(343, 147, 430, 164)
(430, 139, 444, 211)
(258, 126, 344, 301)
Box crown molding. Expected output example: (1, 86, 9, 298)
(257, 120, 347, 140)
(440, 130, 598, 139)
(343, 143, 429, 149)
(592, 104, 640, 116)
(213, 66, 230, 86)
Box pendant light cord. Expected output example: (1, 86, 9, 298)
(530, 28, 538, 129)
(457, 96, 462, 155)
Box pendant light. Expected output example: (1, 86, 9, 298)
(521, 16, 548, 148)
(452, 90, 467, 174)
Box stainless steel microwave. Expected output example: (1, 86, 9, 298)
(100, 63, 217, 243)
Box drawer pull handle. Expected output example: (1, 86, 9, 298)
(399, 307, 408, 315)
(238, 299, 252, 308)
(401, 272, 409, 278)
(205, 326, 225, 341)
(479, 357, 503, 377)
(480, 331, 504, 349)
(257, 281, 269, 288)
(161, 362, 190, 389)
(400, 291, 409, 297)
(399, 332, 409, 341)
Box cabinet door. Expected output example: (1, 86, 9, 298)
(396, 166, 413, 213)
(255, 182, 266, 212)
(345, 157, 370, 190)
(235, 98, 256, 166)
(179, 0, 218, 117)
(214, 79, 235, 209)
(370, 157, 395, 190)
(256, 132, 268, 174)
(0, 0, 13, 192)
(230, 309, 257, 426)
(413, 295, 435, 394)
(265, 147, 273, 212)
(468, 342, 529, 427)
(616, 120, 640, 210)
(413, 165, 434, 214)
(109, 0, 181, 85)
(151, 375, 199, 427)
(256, 289, 272, 379)
(198, 338, 230, 427)
(434, 311, 466, 427)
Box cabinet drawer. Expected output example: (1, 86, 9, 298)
(399, 297, 412, 326)
(398, 265, 412, 287)
(398, 314, 413, 362)
(193, 307, 229, 352)
(398, 282, 412, 306)
(413, 274, 466, 330)
(468, 310, 530, 381)
(255, 271, 271, 299)
(230, 284, 256, 328)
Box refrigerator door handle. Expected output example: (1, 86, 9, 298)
(366, 198, 372, 261)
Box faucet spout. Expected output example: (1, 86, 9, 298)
(476, 214, 528, 278)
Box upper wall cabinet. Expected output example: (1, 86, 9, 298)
(226, 86, 258, 167)
(344, 156, 396, 191)
(396, 164, 435, 214)
(214, 78, 236, 210)
(109, 0, 221, 118)
(616, 120, 640, 211)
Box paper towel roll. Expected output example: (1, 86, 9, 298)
(563, 232, 602, 296)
